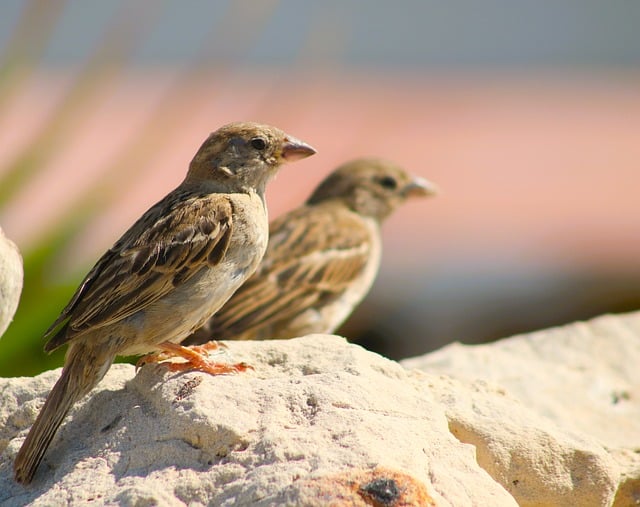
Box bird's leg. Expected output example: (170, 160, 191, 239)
(135, 351, 168, 370)
(136, 341, 251, 375)
(188, 340, 228, 353)
(136, 340, 227, 368)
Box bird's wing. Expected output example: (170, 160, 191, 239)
(206, 203, 375, 340)
(44, 190, 233, 351)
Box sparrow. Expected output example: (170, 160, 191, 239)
(14, 121, 316, 484)
(184, 158, 436, 345)
(0, 226, 23, 338)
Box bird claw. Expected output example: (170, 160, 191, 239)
(164, 360, 252, 375)
(136, 341, 250, 375)
(135, 352, 166, 371)
(188, 340, 228, 353)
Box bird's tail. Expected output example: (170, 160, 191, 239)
(14, 341, 114, 484)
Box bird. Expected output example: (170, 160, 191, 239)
(0, 226, 23, 338)
(13, 121, 316, 484)
(184, 158, 436, 345)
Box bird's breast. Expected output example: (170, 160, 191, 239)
(131, 192, 269, 348)
(180, 192, 268, 311)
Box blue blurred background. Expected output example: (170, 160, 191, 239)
(1, 1, 639, 375)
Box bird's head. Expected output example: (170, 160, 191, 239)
(307, 158, 437, 221)
(186, 122, 316, 193)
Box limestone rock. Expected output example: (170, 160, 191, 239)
(403, 312, 640, 507)
(4, 312, 638, 506)
(0, 227, 23, 338)
(0, 335, 515, 506)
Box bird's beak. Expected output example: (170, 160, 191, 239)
(281, 136, 317, 161)
(402, 176, 439, 198)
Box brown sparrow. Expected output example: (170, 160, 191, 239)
(185, 158, 436, 345)
(14, 121, 316, 484)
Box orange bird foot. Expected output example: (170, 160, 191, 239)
(136, 341, 252, 375)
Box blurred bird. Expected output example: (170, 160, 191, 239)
(14, 121, 316, 484)
(0, 227, 23, 338)
(185, 158, 436, 345)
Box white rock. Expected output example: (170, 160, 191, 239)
(403, 312, 640, 507)
(0, 335, 516, 507)
(0, 227, 23, 338)
(5, 312, 638, 506)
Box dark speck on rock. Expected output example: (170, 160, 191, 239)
(359, 477, 401, 505)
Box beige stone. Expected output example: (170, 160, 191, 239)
(1, 335, 515, 506)
(403, 312, 640, 507)
(0, 227, 23, 338)
(4, 312, 639, 505)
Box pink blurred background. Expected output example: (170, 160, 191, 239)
(1, 1, 639, 370)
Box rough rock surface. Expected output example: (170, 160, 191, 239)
(403, 312, 640, 507)
(1, 312, 639, 506)
(0, 227, 23, 338)
(0, 335, 515, 507)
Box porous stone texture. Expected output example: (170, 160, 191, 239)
(0, 227, 23, 338)
(2, 312, 639, 506)
(403, 312, 640, 507)
(0, 335, 514, 507)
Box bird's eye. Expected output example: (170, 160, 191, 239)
(378, 176, 397, 190)
(250, 137, 267, 151)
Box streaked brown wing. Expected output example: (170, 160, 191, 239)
(44, 190, 233, 351)
(203, 202, 373, 341)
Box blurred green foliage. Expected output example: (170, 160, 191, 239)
(0, 234, 77, 376)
